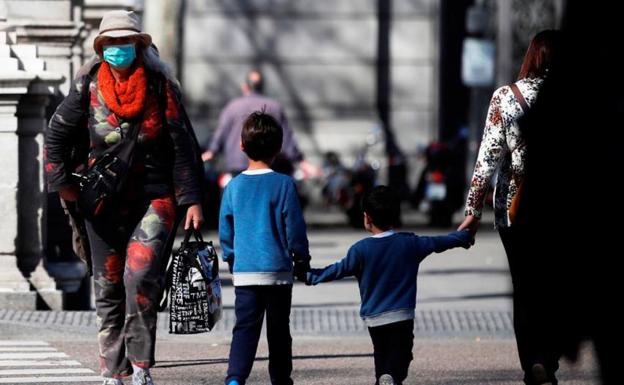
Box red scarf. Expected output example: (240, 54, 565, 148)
(97, 61, 147, 120)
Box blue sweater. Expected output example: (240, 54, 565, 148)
(306, 230, 471, 326)
(219, 169, 309, 286)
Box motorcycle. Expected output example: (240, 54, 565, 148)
(321, 126, 382, 227)
(411, 129, 467, 227)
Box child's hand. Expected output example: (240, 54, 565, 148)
(459, 229, 475, 249)
(292, 253, 311, 282)
(293, 261, 310, 282)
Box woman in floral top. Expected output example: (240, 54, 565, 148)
(45, 11, 203, 385)
(459, 30, 561, 385)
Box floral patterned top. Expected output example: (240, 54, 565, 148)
(464, 77, 543, 228)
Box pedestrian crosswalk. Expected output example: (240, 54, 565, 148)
(0, 341, 101, 383)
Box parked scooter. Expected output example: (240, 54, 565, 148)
(321, 126, 382, 227)
(272, 154, 310, 210)
(411, 129, 467, 227)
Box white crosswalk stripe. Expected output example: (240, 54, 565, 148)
(0, 341, 100, 384)
(0, 348, 57, 352)
(0, 369, 94, 376)
(0, 353, 68, 359)
(0, 376, 103, 383)
(0, 342, 49, 347)
(0, 360, 81, 367)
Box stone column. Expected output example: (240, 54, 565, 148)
(1, 0, 93, 307)
(12, 20, 85, 95)
(0, 26, 65, 309)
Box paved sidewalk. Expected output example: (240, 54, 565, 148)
(0, 323, 601, 385)
(0, 308, 515, 338)
(1, 215, 595, 384)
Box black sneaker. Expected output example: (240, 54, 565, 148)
(531, 363, 553, 385)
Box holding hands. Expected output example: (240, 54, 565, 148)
(458, 215, 480, 246)
(292, 252, 311, 282)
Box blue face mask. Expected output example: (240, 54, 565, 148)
(102, 44, 136, 69)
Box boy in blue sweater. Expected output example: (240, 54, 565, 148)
(220, 111, 310, 385)
(303, 186, 472, 385)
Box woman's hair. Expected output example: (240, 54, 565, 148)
(141, 44, 180, 87)
(517, 30, 561, 80)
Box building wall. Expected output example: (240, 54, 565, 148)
(180, 0, 440, 185)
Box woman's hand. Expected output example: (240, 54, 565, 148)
(201, 151, 214, 162)
(184, 203, 204, 230)
(458, 215, 480, 239)
(58, 185, 79, 202)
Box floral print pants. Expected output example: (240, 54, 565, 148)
(85, 195, 176, 378)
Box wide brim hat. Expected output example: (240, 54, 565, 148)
(93, 10, 152, 55)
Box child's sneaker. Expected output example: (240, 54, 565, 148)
(132, 368, 154, 385)
(227, 380, 240, 385)
(378, 374, 396, 385)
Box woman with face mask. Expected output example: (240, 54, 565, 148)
(45, 10, 204, 385)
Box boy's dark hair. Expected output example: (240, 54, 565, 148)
(241, 110, 283, 161)
(362, 186, 401, 230)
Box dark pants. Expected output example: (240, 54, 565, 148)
(86, 196, 176, 378)
(499, 226, 560, 385)
(368, 320, 414, 385)
(226, 285, 293, 385)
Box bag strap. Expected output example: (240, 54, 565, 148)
(80, 62, 100, 114)
(182, 228, 205, 247)
(510, 83, 529, 113)
(88, 70, 162, 164)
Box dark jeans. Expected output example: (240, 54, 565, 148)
(226, 285, 293, 385)
(368, 320, 414, 385)
(86, 196, 176, 378)
(499, 226, 560, 385)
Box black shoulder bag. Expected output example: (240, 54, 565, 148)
(74, 71, 167, 220)
(74, 119, 140, 219)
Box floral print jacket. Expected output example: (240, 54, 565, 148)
(45, 69, 203, 207)
(465, 77, 543, 228)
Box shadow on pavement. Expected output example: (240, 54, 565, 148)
(419, 292, 512, 303)
(155, 352, 374, 369)
(420, 268, 509, 276)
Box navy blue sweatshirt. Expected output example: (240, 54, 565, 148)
(306, 230, 472, 326)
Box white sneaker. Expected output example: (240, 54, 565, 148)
(379, 374, 396, 385)
(132, 368, 154, 385)
(102, 379, 123, 385)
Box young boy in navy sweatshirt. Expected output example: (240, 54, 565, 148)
(304, 186, 472, 385)
(219, 111, 310, 385)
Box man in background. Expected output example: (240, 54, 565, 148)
(202, 69, 312, 176)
